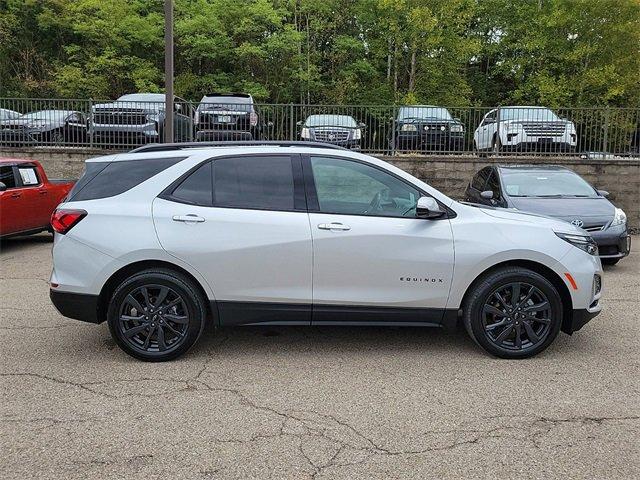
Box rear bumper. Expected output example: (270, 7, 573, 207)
(50, 289, 102, 324)
(196, 129, 254, 141)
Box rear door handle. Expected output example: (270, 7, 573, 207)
(318, 222, 351, 231)
(10, 193, 21, 198)
(172, 214, 205, 223)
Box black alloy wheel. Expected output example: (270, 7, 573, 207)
(107, 269, 207, 361)
(482, 282, 552, 351)
(463, 267, 563, 359)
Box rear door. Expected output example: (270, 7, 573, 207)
(305, 155, 454, 324)
(153, 153, 313, 325)
(15, 164, 50, 230)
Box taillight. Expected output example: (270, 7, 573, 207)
(51, 209, 87, 234)
(250, 112, 258, 127)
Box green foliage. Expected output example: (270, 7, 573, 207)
(1, 0, 638, 106)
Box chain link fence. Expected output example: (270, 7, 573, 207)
(1, 98, 638, 158)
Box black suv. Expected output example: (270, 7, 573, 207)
(392, 105, 464, 152)
(195, 93, 267, 141)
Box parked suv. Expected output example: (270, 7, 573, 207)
(392, 106, 464, 152)
(474, 106, 577, 154)
(195, 93, 266, 141)
(299, 114, 364, 149)
(90, 93, 194, 145)
(50, 142, 602, 361)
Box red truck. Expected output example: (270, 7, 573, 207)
(0, 158, 75, 238)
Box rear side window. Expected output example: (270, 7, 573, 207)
(18, 167, 40, 186)
(170, 161, 212, 206)
(0, 166, 17, 189)
(69, 157, 185, 201)
(213, 156, 294, 210)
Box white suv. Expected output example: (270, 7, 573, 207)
(50, 142, 602, 361)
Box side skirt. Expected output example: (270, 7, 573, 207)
(213, 301, 458, 328)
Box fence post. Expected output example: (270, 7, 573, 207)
(391, 105, 396, 155)
(89, 98, 94, 149)
(603, 107, 610, 153)
(289, 103, 294, 141)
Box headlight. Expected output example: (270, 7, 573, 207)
(300, 127, 311, 139)
(450, 124, 463, 133)
(353, 128, 361, 140)
(610, 208, 626, 227)
(555, 232, 598, 255)
(401, 123, 417, 132)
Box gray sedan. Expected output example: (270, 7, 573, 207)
(465, 165, 631, 265)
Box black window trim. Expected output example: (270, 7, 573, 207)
(301, 153, 456, 220)
(159, 152, 307, 213)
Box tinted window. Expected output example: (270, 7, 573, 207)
(171, 162, 212, 205)
(70, 157, 185, 201)
(213, 156, 294, 210)
(487, 170, 501, 195)
(472, 167, 491, 190)
(311, 156, 421, 217)
(0, 166, 16, 189)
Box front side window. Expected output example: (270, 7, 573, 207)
(18, 167, 39, 186)
(213, 155, 294, 210)
(310, 156, 421, 218)
(0, 166, 17, 189)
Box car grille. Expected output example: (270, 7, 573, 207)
(314, 129, 350, 142)
(521, 122, 566, 137)
(93, 111, 148, 125)
(583, 223, 606, 232)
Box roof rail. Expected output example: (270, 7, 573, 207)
(130, 141, 348, 154)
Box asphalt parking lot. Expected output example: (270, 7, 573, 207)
(1, 234, 639, 480)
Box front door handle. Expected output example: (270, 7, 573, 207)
(318, 222, 351, 231)
(172, 214, 205, 223)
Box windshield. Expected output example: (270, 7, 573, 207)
(198, 96, 252, 112)
(499, 108, 560, 121)
(398, 106, 452, 121)
(501, 170, 598, 197)
(305, 115, 357, 127)
(22, 111, 69, 121)
(0, 110, 20, 120)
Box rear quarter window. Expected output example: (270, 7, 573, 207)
(69, 157, 186, 201)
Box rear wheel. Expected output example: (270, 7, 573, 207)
(107, 269, 207, 361)
(463, 267, 563, 359)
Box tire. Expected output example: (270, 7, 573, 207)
(463, 267, 563, 359)
(601, 258, 620, 266)
(107, 268, 207, 361)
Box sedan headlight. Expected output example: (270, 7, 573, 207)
(610, 207, 626, 227)
(300, 127, 311, 139)
(353, 128, 361, 140)
(555, 232, 598, 256)
(401, 123, 417, 132)
(450, 124, 464, 133)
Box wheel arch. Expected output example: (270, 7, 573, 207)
(97, 259, 215, 325)
(459, 259, 574, 334)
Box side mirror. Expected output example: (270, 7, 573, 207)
(597, 189, 610, 197)
(296, 120, 303, 126)
(416, 196, 445, 219)
(0, 182, 6, 192)
(267, 121, 274, 128)
(358, 122, 366, 129)
(174, 104, 182, 113)
(454, 117, 461, 122)
(480, 190, 494, 200)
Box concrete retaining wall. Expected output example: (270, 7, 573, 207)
(2, 147, 638, 231)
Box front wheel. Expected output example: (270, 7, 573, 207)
(107, 269, 207, 361)
(463, 267, 563, 359)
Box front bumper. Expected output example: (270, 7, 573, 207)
(395, 132, 464, 150)
(50, 289, 101, 324)
(565, 308, 601, 334)
(591, 225, 631, 259)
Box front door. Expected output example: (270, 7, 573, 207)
(153, 153, 313, 325)
(305, 155, 454, 324)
